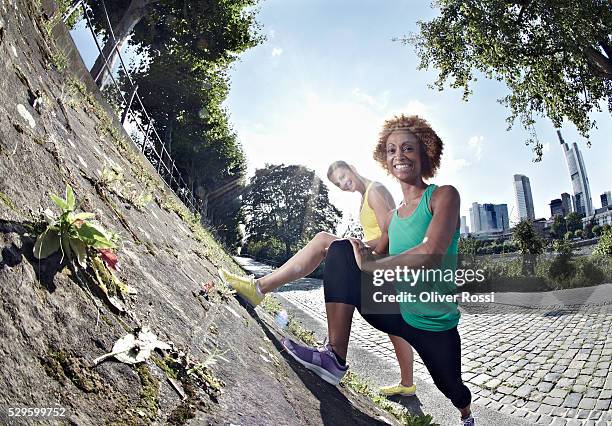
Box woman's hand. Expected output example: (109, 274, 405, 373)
(348, 238, 377, 272)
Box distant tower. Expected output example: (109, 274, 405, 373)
(561, 192, 572, 216)
(557, 131, 593, 216)
(550, 199, 563, 218)
(469, 202, 481, 233)
(513, 174, 535, 220)
(460, 216, 469, 235)
(602, 191, 612, 208)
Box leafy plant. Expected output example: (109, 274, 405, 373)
(593, 227, 612, 257)
(34, 185, 116, 267)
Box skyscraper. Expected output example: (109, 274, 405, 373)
(469, 202, 481, 233)
(550, 199, 563, 218)
(460, 216, 469, 235)
(561, 192, 572, 216)
(469, 202, 509, 233)
(558, 131, 593, 216)
(601, 191, 612, 208)
(513, 174, 535, 220)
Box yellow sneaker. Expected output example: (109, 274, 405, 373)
(379, 383, 416, 397)
(218, 268, 264, 307)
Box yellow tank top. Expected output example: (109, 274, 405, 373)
(359, 182, 382, 242)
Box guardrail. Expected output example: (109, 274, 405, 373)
(63, 0, 200, 213)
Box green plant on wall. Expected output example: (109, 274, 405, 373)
(34, 185, 116, 266)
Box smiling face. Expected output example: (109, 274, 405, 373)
(329, 166, 357, 192)
(385, 129, 423, 182)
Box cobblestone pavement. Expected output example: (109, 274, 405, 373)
(236, 258, 612, 426)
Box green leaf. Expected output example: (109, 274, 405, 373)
(77, 222, 116, 249)
(65, 185, 75, 211)
(33, 229, 61, 259)
(69, 238, 88, 267)
(50, 193, 69, 211)
(72, 212, 96, 222)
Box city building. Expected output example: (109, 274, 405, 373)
(460, 216, 469, 235)
(558, 130, 593, 216)
(584, 206, 612, 227)
(561, 192, 572, 216)
(469, 202, 509, 234)
(601, 191, 612, 208)
(469, 202, 481, 233)
(550, 199, 563, 218)
(550, 193, 573, 218)
(513, 174, 535, 220)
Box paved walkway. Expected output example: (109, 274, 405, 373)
(236, 257, 612, 425)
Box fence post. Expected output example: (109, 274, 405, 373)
(121, 84, 138, 125)
(63, 0, 83, 22)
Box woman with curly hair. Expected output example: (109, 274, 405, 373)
(219, 160, 417, 397)
(282, 115, 474, 425)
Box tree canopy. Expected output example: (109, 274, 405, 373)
(87, 0, 262, 86)
(405, 0, 612, 158)
(242, 165, 343, 259)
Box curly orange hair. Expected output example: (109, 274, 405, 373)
(373, 115, 443, 179)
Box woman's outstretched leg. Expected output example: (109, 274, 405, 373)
(258, 232, 338, 293)
(219, 232, 338, 306)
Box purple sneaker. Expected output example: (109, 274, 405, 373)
(281, 337, 348, 385)
(461, 415, 475, 426)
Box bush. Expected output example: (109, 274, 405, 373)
(548, 239, 575, 281)
(593, 227, 612, 257)
(592, 225, 602, 236)
(564, 231, 574, 240)
(575, 229, 583, 238)
(242, 238, 286, 264)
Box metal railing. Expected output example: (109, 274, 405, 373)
(63, 0, 200, 213)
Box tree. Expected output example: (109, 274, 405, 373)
(512, 219, 544, 274)
(593, 226, 612, 256)
(593, 225, 602, 236)
(86, 0, 263, 86)
(551, 215, 568, 239)
(243, 165, 343, 259)
(342, 215, 364, 240)
(566, 212, 584, 232)
(405, 0, 612, 157)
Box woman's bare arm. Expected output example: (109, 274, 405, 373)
(351, 185, 460, 271)
(366, 184, 396, 254)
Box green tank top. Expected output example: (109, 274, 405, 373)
(388, 184, 461, 331)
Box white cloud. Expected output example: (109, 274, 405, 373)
(269, 29, 276, 38)
(468, 135, 484, 160)
(400, 100, 429, 117)
(541, 141, 550, 154)
(351, 88, 389, 110)
(271, 47, 283, 57)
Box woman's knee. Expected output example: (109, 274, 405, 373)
(314, 231, 337, 252)
(326, 239, 353, 260)
(432, 376, 470, 408)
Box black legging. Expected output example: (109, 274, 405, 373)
(323, 240, 471, 409)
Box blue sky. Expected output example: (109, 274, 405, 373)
(70, 0, 611, 232)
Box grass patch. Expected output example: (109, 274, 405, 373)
(341, 372, 437, 426)
(134, 363, 160, 421)
(0, 191, 19, 213)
